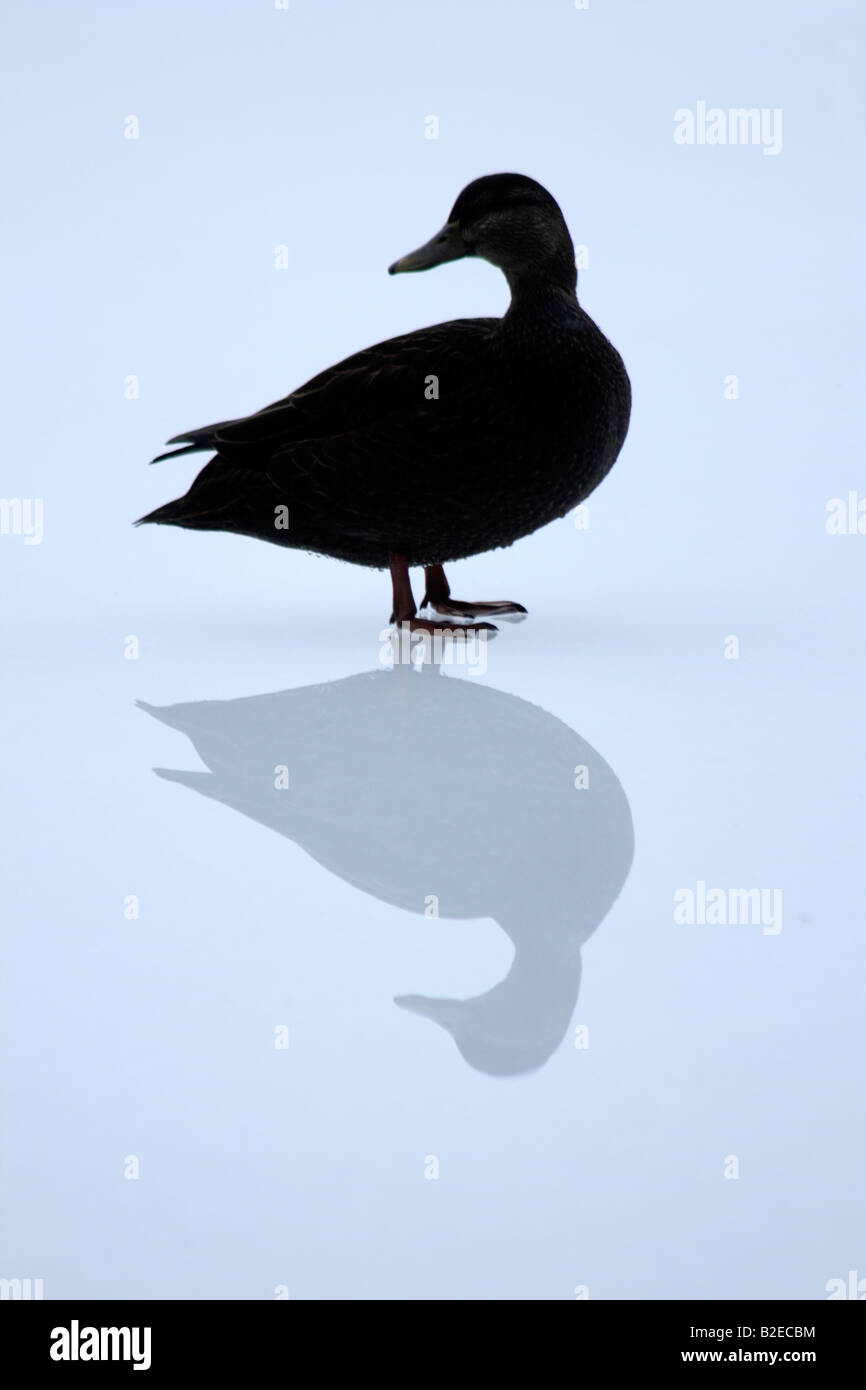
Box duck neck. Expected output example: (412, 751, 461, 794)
(504, 272, 579, 318)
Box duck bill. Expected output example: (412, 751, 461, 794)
(388, 221, 465, 274)
(394, 993, 462, 1032)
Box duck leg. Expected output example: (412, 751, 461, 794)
(389, 555, 497, 634)
(420, 563, 528, 621)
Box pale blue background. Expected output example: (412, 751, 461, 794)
(2, 0, 864, 1299)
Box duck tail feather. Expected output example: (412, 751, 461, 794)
(134, 499, 183, 526)
(150, 442, 205, 465)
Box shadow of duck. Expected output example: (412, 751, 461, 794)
(139, 664, 633, 1077)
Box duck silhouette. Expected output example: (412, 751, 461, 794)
(139, 664, 633, 1076)
(137, 173, 631, 635)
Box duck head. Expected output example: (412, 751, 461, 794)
(395, 944, 584, 1077)
(388, 172, 577, 294)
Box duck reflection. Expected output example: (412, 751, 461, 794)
(139, 663, 633, 1076)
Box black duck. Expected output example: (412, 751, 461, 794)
(138, 173, 631, 631)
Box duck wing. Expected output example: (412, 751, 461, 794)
(152, 317, 498, 465)
(148, 316, 504, 561)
